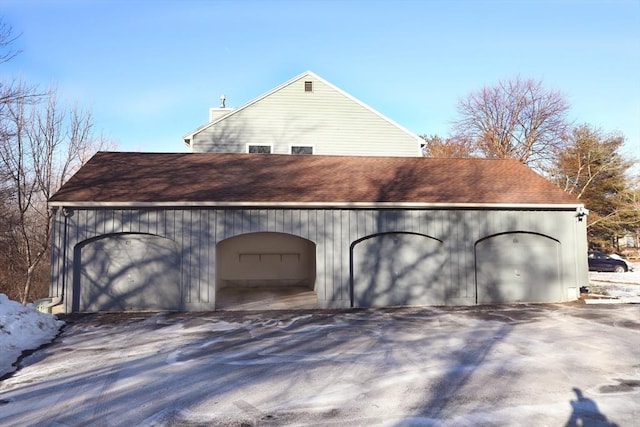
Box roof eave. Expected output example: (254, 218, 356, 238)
(49, 201, 585, 210)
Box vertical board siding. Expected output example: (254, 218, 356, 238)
(340, 210, 351, 301)
(49, 211, 62, 298)
(51, 206, 585, 312)
(334, 210, 344, 300)
(180, 210, 190, 303)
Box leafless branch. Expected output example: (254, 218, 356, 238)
(453, 76, 571, 171)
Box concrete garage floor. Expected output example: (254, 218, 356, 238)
(1, 303, 639, 426)
(216, 286, 317, 310)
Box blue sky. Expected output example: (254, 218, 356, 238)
(2, 0, 639, 158)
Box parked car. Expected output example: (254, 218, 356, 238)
(588, 251, 629, 272)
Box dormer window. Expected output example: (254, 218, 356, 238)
(304, 81, 313, 92)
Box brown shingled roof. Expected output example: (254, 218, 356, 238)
(49, 152, 580, 206)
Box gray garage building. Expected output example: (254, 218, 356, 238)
(48, 152, 588, 312)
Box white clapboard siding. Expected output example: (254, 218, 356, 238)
(189, 72, 422, 156)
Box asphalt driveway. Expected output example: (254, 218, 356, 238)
(1, 303, 639, 426)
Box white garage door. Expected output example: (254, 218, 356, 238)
(351, 233, 445, 307)
(475, 232, 561, 304)
(74, 233, 181, 312)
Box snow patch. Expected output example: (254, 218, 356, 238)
(588, 261, 640, 303)
(0, 293, 65, 377)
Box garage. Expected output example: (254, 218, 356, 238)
(49, 153, 588, 312)
(215, 232, 317, 309)
(73, 233, 181, 312)
(351, 232, 445, 307)
(475, 232, 562, 304)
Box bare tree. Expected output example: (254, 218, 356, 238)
(0, 89, 109, 303)
(0, 18, 108, 303)
(0, 163, 21, 298)
(0, 18, 21, 64)
(1, 21, 38, 140)
(453, 76, 571, 171)
(0, 19, 24, 299)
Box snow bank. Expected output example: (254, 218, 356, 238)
(0, 294, 65, 378)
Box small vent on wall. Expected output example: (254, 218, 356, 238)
(304, 81, 313, 92)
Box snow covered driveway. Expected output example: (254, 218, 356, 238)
(1, 304, 639, 426)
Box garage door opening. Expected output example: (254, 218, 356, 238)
(215, 232, 316, 310)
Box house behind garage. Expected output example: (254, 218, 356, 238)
(182, 70, 425, 156)
(48, 152, 588, 312)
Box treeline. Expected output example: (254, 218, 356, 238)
(421, 77, 638, 253)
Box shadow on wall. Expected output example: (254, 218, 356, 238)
(565, 387, 619, 427)
(350, 231, 446, 307)
(191, 111, 322, 154)
(349, 162, 453, 308)
(72, 233, 182, 312)
(51, 150, 328, 313)
(350, 161, 558, 308)
(350, 160, 573, 308)
(475, 231, 563, 304)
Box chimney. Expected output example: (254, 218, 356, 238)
(209, 93, 234, 122)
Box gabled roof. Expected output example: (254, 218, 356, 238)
(49, 152, 582, 208)
(182, 70, 423, 146)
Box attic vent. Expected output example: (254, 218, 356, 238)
(304, 81, 313, 92)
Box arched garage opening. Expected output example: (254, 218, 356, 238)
(351, 232, 445, 307)
(73, 233, 181, 312)
(215, 232, 317, 310)
(475, 232, 561, 304)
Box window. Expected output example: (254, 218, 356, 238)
(291, 145, 314, 155)
(247, 144, 272, 154)
(304, 81, 313, 92)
